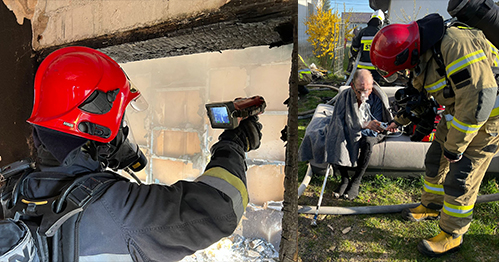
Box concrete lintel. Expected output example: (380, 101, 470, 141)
(35, 0, 293, 63)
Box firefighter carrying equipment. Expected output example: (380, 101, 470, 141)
(417, 231, 463, 257)
(401, 204, 440, 222)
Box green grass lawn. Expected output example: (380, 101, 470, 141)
(297, 88, 499, 262)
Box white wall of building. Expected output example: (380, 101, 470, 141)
(298, 0, 319, 58)
(121, 44, 292, 206)
(388, 0, 451, 23)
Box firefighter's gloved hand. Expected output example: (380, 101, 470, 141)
(219, 116, 262, 152)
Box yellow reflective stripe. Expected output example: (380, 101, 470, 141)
(424, 78, 446, 93)
(488, 40, 499, 66)
(451, 117, 483, 134)
(445, 114, 453, 129)
(442, 201, 474, 218)
(423, 180, 445, 195)
(457, 26, 474, 30)
(490, 96, 499, 117)
(357, 64, 376, 70)
(201, 167, 248, 208)
(299, 54, 308, 67)
(357, 61, 375, 70)
(446, 50, 487, 76)
(352, 47, 359, 52)
(361, 37, 373, 51)
(21, 199, 48, 205)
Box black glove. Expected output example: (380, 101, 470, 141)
(219, 116, 263, 152)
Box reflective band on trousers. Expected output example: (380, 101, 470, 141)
(446, 50, 487, 76)
(442, 201, 474, 218)
(424, 180, 445, 195)
(424, 77, 446, 93)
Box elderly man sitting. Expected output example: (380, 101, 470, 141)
(299, 69, 393, 200)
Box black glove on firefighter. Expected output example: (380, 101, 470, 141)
(219, 116, 263, 152)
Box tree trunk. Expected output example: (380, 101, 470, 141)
(279, 3, 299, 261)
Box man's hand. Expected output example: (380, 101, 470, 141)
(386, 122, 399, 133)
(365, 120, 385, 133)
(219, 116, 263, 152)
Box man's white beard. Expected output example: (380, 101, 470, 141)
(360, 92, 369, 103)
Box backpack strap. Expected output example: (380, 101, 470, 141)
(7, 171, 122, 237)
(430, 28, 455, 99)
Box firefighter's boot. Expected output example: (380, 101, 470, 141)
(401, 204, 440, 222)
(417, 231, 463, 257)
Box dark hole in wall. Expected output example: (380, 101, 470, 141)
(0, 1, 36, 166)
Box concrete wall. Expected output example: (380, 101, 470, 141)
(121, 44, 292, 205)
(3, 0, 227, 50)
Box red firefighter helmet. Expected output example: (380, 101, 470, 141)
(28, 46, 145, 143)
(370, 21, 421, 82)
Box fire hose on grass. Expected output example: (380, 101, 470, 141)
(297, 163, 499, 216)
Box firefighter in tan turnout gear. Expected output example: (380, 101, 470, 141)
(371, 13, 499, 257)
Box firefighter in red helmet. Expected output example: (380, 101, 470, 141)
(372, 14, 499, 257)
(1, 46, 262, 261)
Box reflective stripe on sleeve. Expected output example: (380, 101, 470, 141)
(450, 117, 483, 134)
(446, 50, 487, 76)
(444, 114, 453, 129)
(196, 167, 248, 222)
(442, 201, 474, 218)
(423, 180, 445, 195)
(424, 78, 447, 93)
(488, 40, 499, 67)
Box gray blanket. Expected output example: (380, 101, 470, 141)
(298, 85, 392, 167)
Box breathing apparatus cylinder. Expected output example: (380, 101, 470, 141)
(448, 0, 499, 48)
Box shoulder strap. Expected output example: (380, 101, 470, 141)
(430, 29, 455, 98)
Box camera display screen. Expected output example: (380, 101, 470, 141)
(210, 106, 230, 124)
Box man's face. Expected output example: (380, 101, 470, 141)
(352, 73, 373, 103)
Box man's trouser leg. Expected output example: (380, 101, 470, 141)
(344, 134, 384, 200)
(333, 165, 350, 198)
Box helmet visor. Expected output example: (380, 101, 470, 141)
(376, 68, 398, 83)
(128, 82, 149, 112)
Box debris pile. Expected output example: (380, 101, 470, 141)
(180, 234, 279, 262)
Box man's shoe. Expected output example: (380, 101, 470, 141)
(401, 204, 439, 222)
(417, 231, 463, 257)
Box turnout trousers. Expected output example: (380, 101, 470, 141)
(422, 116, 499, 236)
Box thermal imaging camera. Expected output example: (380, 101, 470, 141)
(206, 96, 266, 129)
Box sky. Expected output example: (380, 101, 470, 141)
(330, 0, 373, 13)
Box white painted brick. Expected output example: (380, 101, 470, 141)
(152, 159, 201, 185)
(246, 165, 285, 205)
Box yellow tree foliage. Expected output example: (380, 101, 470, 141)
(305, 6, 351, 61)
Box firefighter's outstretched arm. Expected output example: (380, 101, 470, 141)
(91, 116, 262, 261)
